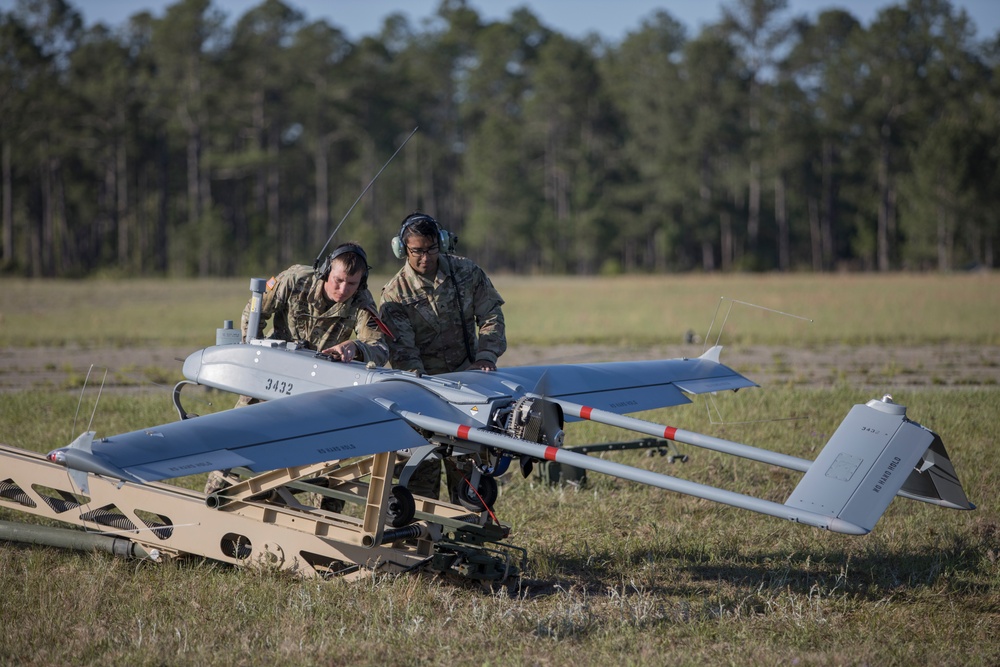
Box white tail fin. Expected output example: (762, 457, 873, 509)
(784, 396, 962, 533)
(697, 345, 723, 363)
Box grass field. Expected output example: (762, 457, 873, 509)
(1, 274, 998, 666)
(1, 272, 998, 347)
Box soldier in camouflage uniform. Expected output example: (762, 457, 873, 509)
(205, 242, 391, 502)
(379, 212, 506, 501)
(240, 244, 389, 365)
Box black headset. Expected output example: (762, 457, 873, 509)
(391, 212, 456, 259)
(316, 243, 370, 289)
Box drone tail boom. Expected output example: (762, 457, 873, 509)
(389, 405, 870, 534)
(391, 392, 973, 536)
(552, 393, 973, 533)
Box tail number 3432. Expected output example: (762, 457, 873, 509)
(265, 378, 293, 395)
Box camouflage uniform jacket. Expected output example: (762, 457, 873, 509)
(379, 254, 506, 374)
(241, 264, 389, 366)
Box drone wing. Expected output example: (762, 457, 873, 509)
(452, 345, 755, 417)
(50, 345, 752, 487)
(54, 382, 470, 484)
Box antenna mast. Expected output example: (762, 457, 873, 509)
(313, 126, 418, 269)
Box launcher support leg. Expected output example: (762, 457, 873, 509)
(360, 451, 395, 548)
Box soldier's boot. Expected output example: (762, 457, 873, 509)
(320, 496, 345, 513)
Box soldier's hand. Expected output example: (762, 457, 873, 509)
(322, 340, 358, 363)
(471, 359, 497, 372)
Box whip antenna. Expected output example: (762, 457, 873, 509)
(314, 126, 418, 269)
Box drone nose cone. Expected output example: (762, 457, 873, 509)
(182, 348, 204, 382)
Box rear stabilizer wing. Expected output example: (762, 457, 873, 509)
(785, 396, 973, 534)
(897, 432, 975, 510)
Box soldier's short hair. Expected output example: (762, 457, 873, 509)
(400, 213, 440, 244)
(318, 242, 369, 290)
(329, 242, 368, 276)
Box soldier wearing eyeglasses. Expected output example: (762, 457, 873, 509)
(380, 212, 506, 375)
(380, 212, 507, 502)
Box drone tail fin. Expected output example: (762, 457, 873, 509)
(48, 431, 148, 494)
(61, 431, 96, 495)
(784, 397, 973, 534)
(896, 433, 975, 511)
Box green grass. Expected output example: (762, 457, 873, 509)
(1, 274, 998, 665)
(1, 272, 998, 347)
(1, 386, 997, 666)
(497, 272, 1000, 346)
(0, 278, 249, 348)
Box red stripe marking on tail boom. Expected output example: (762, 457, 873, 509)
(544, 446, 559, 461)
(664, 426, 677, 440)
(580, 406, 593, 419)
(457, 425, 471, 439)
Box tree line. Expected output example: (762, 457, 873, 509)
(2, 0, 998, 278)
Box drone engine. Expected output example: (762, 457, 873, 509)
(493, 396, 565, 478)
(501, 396, 565, 447)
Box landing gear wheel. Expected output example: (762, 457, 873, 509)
(456, 474, 498, 512)
(386, 485, 416, 527)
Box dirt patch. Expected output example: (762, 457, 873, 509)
(0, 345, 192, 394)
(1, 343, 998, 394)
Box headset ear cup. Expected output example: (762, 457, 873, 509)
(439, 230, 456, 254)
(316, 258, 331, 279)
(391, 235, 406, 260)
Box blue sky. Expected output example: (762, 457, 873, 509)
(11, 1, 1000, 42)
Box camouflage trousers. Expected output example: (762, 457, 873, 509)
(398, 456, 468, 503)
(204, 469, 238, 495)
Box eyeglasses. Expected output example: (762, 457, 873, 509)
(405, 244, 439, 257)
